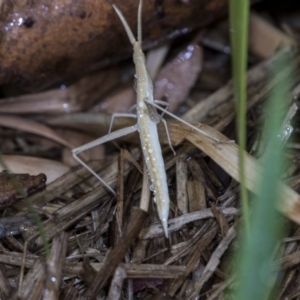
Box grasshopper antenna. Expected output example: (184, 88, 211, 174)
(112, 4, 136, 45)
(138, 0, 143, 43)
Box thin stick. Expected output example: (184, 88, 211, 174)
(84, 207, 148, 298)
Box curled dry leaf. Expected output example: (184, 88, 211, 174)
(45, 113, 135, 137)
(0, 155, 70, 183)
(0, 70, 120, 115)
(153, 37, 204, 112)
(0, 87, 79, 115)
(0, 115, 73, 149)
(92, 87, 135, 114)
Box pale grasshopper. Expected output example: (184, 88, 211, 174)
(72, 0, 224, 237)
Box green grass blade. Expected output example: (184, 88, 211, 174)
(229, 0, 250, 234)
(233, 55, 293, 300)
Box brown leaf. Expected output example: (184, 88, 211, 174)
(154, 41, 203, 112)
(0, 115, 73, 149)
(0, 0, 227, 89)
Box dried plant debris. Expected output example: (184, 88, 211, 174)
(1, 5, 300, 300)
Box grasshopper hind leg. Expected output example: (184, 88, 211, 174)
(108, 113, 137, 134)
(72, 152, 116, 196)
(146, 99, 231, 144)
(72, 125, 138, 196)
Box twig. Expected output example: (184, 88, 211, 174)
(84, 207, 148, 298)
